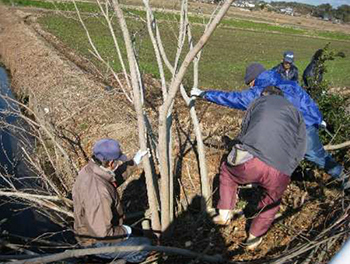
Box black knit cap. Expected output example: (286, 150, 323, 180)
(244, 63, 265, 85)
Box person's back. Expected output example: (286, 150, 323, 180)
(303, 49, 324, 89)
(72, 139, 151, 263)
(254, 70, 322, 127)
(212, 88, 306, 249)
(73, 160, 125, 246)
(238, 94, 306, 176)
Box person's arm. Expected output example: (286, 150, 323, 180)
(203, 87, 261, 111)
(114, 160, 135, 185)
(114, 150, 148, 184)
(301, 90, 323, 126)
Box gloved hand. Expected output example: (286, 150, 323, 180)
(122, 225, 132, 239)
(320, 120, 327, 128)
(133, 149, 148, 165)
(190, 87, 204, 98)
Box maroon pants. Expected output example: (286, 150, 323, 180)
(217, 157, 290, 237)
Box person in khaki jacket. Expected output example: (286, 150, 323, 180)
(73, 138, 151, 263)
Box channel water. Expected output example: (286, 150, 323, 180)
(0, 65, 66, 242)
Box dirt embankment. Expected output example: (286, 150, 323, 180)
(0, 5, 138, 188)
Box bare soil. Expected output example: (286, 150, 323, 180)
(0, 4, 349, 264)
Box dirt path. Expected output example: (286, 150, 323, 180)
(0, 5, 138, 188)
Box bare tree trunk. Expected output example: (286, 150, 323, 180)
(184, 7, 220, 210)
(158, 0, 234, 231)
(111, 0, 160, 232)
(145, 4, 213, 211)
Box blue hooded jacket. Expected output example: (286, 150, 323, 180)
(203, 70, 322, 128)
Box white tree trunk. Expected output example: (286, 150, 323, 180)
(158, 0, 234, 231)
(111, 0, 161, 232)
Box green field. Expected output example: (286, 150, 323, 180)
(3, 0, 349, 90)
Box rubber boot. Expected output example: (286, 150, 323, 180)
(212, 209, 232, 226)
(246, 233, 263, 250)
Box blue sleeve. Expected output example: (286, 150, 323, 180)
(203, 87, 261, 111)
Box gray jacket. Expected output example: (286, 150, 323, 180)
(237, 95, 306, 176)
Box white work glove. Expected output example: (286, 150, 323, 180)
(133, 149, 148, 165)
(320, 120, 327, 128)
(190, 87, 204, 98)
(122, 225, 132, 239)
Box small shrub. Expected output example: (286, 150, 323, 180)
(305, 44, 350, 162)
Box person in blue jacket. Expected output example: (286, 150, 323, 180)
(191, 63, 346, 186)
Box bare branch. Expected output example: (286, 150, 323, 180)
(163, 0, 234, 112)
(8, 244, 224, 264)
(172, 0, 188, 75)
(143, 0, 167, 98)
(72, 0, 103, 62)
(0, 190, 73, 217)
(325, 140, 350, 151)
(73, 0, 133, 103)
(96, 0, 133, 92)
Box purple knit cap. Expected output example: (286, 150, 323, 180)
(93, 139, 127, 162)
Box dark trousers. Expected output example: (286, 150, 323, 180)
(217, 158, 290, 237)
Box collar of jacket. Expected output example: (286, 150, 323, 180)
(88, 160, 115, 183)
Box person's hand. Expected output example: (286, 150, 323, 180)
(190, 87, 204, 98)
(320, 120, 327, 128)
(122, 225, 132, 239)
(133, 149, 148, 165)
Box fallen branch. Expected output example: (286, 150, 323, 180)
(8, 244, 224, 264)
(325, 140, 350, 151)
(0, 190, 73, 218)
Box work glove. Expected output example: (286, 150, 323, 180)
(320, 120, 327, 128)
(190, 87, 204, 98)
(133, 149, 148, 165)
(122, 225, 132, 239)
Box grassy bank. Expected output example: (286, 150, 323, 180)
(2, 0, 350, 89)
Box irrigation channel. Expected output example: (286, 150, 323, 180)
(0, 65, 72, 250)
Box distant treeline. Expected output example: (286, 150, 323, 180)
(269, 1, 350, 22)
(204, 1, 350, 23)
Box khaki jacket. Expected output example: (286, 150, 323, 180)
(72, 160, 126, 246)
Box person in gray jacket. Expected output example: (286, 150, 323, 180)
(213, 86, 306, 250)
(73, 138, 151, 263)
